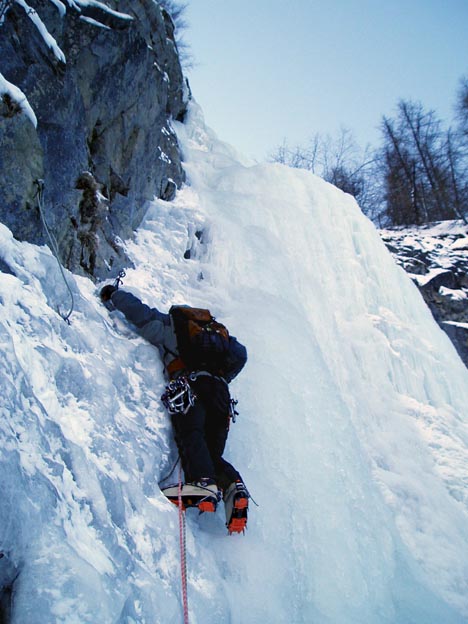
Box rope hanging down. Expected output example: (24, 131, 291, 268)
(159, 458, 189, 622)
(34, 179, 74, 324)
(178, 464, 190, 624)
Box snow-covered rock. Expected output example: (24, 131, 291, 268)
(381, 221, 468, 368)
(0, 0, 187, 280)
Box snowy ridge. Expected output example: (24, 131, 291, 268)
(1, 0, 133, 120)
(1, 102, 468, 623)
(14, 0, 66, 63)
(14, 0, 133, 59)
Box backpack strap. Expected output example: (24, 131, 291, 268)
(167, 356, 186, 378)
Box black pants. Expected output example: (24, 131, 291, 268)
(171, 376, 241, 491)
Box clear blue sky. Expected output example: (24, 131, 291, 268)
(184, 0, 468, 161)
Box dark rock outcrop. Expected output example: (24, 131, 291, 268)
(0, 0, 188, 279)
(381, 221, 468, 368)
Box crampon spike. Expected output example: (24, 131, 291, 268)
(198, 499, 217, 513)
(228, 517, 247, 535)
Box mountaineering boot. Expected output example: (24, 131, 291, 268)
(162, 478, 220, 512)
(224, 480, 249, 534)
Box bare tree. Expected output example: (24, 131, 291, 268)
(380, 113, 424, 224)
(158, 0, 192, 69)
(270, 128, 377, 216)
(456, 76, 468, 144)
(402, 101, 452, 217)
(378, 100, 465, 225)
(271, 83, 468, 227)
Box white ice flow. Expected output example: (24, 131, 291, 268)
(1, 101, 468, 623)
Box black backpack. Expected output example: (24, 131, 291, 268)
(169, 306, 230, 374)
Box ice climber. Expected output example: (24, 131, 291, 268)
(100, 284, 250, 534)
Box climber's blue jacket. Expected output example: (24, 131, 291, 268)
(110, 290, 247, 383)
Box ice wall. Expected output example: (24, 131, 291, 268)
(0, 102, 468, 623)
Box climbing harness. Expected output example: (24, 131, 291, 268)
(178, 464, 190, 624)
(161, 377, 196, 415)
(187, 370, 227, 384)
(34, 179, 74, 324)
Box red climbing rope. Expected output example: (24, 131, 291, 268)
(178, 466, 189, 624)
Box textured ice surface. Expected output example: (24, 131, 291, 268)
(0, 102, 468, 623)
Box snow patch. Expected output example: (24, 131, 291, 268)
(79, 15, 111, 29)
(439, 286, 467, 301)
(0, 71, 37, 127)
(48, 0, 67, 17)
(15, 0, 66, 64)
(68, 0, 133, 21)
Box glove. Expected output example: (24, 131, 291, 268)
(100, 284, 117, 302)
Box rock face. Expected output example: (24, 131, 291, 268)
(381, 221, 468, 368)
(0, 0, 188, 279)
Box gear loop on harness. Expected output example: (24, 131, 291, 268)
(161, 377, 196, 415)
